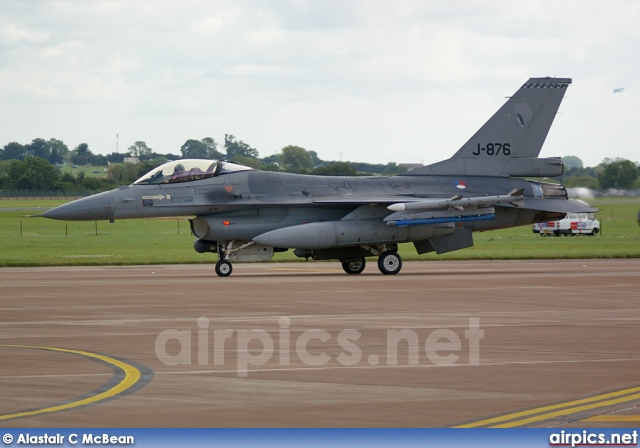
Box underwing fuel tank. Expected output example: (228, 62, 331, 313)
(253, 219, 455, 249)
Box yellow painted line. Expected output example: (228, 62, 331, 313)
(456, 385, 640, 428)
(491, 392, 640, 428)
(585, 415, 640, 422)
(0, 344, 142, 421)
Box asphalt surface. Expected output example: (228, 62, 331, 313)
(1, 259, 639, 428)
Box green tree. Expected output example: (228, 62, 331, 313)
(260, 162, 281, 172)
(136, 160, 162, 179)
(280, 145, 314, 173)
(6, 156, 60, 189)
(308, 150, 321, 167)
(71, 143, 92, 166)
(106, 152, 126, 163)
(0, 160, 13, 187)
(26, 138, 50, 159)
(598, 159, 638, 189)
(262, 154, 280, 166)
(60, 172, 76, 185)
(89, 154, 109, 166)
(180, 139, 209, 159)
(224, 134, 259, 160)
(47, 138, 69, 165)
(562, 155, 584, 170)
(232, 155, 264, 169)
(382, 162, 408, 176)
(107, 163, 141, 185)
(128, 141, 153, 158)
(311, 162, 358, 176)
(1, 142, 27, 161)
(564, 174, 599, 189)
(141, 156, 169, 170)
(179, 137, 224, 159)
(17, 138, 69, 164)
(78, 176, 108, 191)
(201, 137, 224, 159)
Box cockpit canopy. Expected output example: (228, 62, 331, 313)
(133, 159, 253, 185)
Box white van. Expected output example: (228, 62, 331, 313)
(533, 212, 600, 236)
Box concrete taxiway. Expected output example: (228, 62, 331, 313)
(1, 259, 639, 427)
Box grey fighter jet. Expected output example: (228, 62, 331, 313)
(42, 77, 596, 276)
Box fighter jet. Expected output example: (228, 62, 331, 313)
(42, 77, 596, 276)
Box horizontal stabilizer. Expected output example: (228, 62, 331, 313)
(505, 198, 598, 214)
(407, 157, 565, 177)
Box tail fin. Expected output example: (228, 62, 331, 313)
(409, 77, 571, 177)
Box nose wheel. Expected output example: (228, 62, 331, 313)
(377, 251, 402, 275)
(215, 259, 233, 277)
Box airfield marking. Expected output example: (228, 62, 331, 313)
(455, 386, 640, 428)
(0, 344, 148, 421)
(584, 415, 640, 422)
(151, 357, 640, 378)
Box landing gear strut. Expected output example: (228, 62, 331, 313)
(214, 240, 251, 277)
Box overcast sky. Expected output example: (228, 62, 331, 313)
(1, 0, 638, 168)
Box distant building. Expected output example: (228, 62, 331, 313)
(124, 157, 140, 164)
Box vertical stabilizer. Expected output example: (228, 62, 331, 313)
(408, 77, 571, 177)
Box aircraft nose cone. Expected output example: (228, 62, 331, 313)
(41, 191, 115, 221)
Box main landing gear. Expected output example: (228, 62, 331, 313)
(377, 251, 402, 275)
(215, 259, 232, 277)
(341, 257, 366, 274)
(212, 241, 404, 277)
(340, 251, 403, 275)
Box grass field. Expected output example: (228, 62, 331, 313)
(0, 198, 638, 267)
(59, 165, 108, 178)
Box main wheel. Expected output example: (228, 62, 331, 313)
(378, 251, 402, 275)
(215, 259, 233, 277)
(341, 257, 366, 275)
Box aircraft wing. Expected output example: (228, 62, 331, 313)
(314, 195, 596, 215)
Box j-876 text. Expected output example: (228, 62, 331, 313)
(473, 143, 511, 156)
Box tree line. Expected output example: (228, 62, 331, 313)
(556, 156, 639, 190)
(0, 135, 409, 191)
(1, 137, 638, 192)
